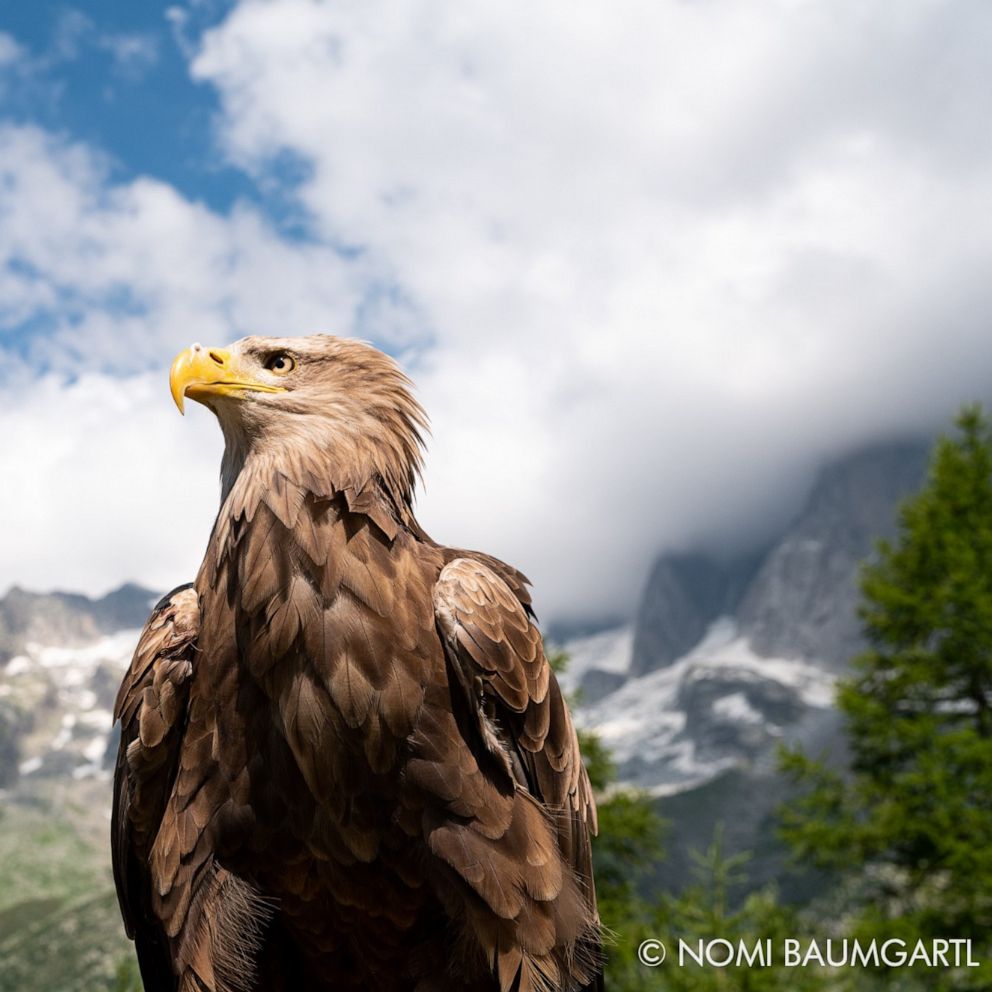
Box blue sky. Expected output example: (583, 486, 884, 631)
(0, 1, 348, 376)
(1, 2, 251, 215)
(2, 1, 992, 621)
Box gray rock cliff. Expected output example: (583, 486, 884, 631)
(737, 441, 929, 669)
(0, 582, 155, 665)
(630, 552, 763, 676)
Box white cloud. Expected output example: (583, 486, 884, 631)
(45, 9, 160, 79)
(98, 32, 160, 80)
(50, 8, 92, 62)
(0, 124, 369, 597)
(0, 124, 374, 375)
(0, 373, 221, 596)
(5, 2, 992, 621)
(185, 0, 992, 617)
(0, 31, 23, 67)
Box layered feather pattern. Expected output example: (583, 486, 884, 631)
(112, 335, 601, 991)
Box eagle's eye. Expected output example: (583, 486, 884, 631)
(264, 353, 296, 375)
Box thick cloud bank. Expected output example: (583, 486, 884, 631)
(3, 3, 992, 619)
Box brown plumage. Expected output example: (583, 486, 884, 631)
(112, 335, 602, 992)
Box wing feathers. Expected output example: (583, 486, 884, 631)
(113, 587, 199, 929)
(430, 557, 601, 989)
(116, 451, 600, 989)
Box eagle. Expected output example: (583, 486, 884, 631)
(112, 336, 602, 992)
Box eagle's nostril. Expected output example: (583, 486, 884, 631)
(208, 350, 225, 366)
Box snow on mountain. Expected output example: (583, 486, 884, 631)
(4, 603, 835, 802)
(554, 440, 931, 807)
(554, 624, 632, 695)
(0, 438, 931, 865)
(0, 629, 140, 788)
(0, 438, 936, 919)
(570, 617, 835, 794)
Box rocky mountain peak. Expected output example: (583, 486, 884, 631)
(627, 439, 931, 679)
(0, 583, 157, 665)
(629, 552, 764, 677)
(737, 439, 929, 670)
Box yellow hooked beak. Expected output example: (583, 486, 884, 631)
(169, 344, 287, 414)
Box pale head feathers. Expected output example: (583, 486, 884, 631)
(210, 335, 428, 509)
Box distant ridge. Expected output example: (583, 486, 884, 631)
(568, 438, 932, 894)
(0, 582, 157, 664)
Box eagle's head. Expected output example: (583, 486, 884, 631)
(169, 334, 427, 505)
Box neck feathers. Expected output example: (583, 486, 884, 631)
(204, 429, 421, 595)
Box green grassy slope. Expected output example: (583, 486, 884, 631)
(0, 792, 139, 992)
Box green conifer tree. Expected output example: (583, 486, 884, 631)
(780, 406, 992, 990)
